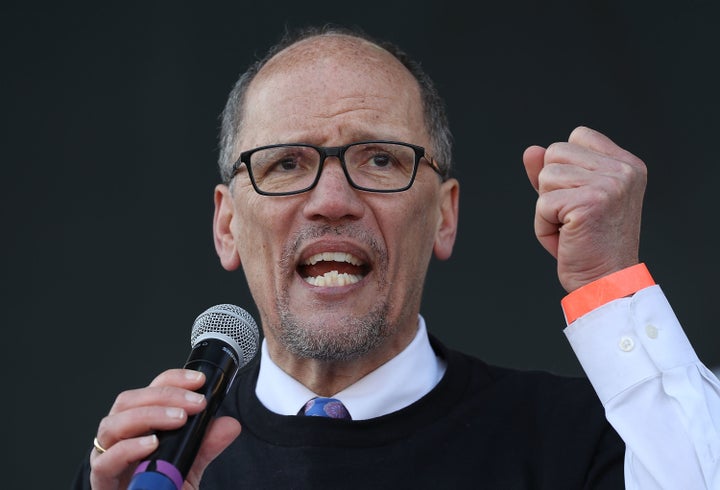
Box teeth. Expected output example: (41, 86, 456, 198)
(300, 251, 365, 287)
(303, 252, 362, 266)
(304, 271, 363, 287)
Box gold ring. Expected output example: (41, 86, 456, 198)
(93, 436, 107, 454)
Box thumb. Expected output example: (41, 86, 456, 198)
(183, 416, 242, 489)
(523, 145, 546, 192)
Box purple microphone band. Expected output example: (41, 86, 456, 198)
(134, 460, 184, 490)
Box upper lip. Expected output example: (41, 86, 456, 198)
(302, 251, 364, 266)
(297, 240, 371, 270)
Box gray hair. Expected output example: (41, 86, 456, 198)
(217, 25, 454, 184)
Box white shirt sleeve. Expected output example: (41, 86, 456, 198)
(564, 285, 720, 489)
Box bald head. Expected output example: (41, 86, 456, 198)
(217, 26, 453, 183)
(240, 35, 427, 153)
(260, 34, 402, 80)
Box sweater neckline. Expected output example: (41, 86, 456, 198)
(230, 336, 486, 448)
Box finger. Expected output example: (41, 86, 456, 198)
(533, 190, 567, 259)
(522, 145, 546, 192)
(89, 369, 212, 490)
(532, 185, 606, 255)
(537, 163, 595, 194)
(184, 416, 242, 489)
(98, 401, 205, 449)
(148, 368, 206, 389)
(567, 126, 645, 168)
(543, 139, 635, 175)
(110, 382, 207, 415)
(106, 369, 205, 416)
(98, 384, 207, 454)
(90, 434, 159, 490)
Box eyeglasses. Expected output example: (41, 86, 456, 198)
(229, 140, 444, 196)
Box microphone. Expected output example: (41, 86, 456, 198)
(127, 304, 260, 490)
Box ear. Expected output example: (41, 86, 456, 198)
(433, 178, 459, 260)
(213, 184, 242, 271)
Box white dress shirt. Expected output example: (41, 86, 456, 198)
(566, 285, 720, 489)
(256, 286, 720, 488)
(256, 315, 446, 420)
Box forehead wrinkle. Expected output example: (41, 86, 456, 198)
(289, 107, 415, 147)
(316, 94, 395, 119)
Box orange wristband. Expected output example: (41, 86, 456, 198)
(561, 263, 655, 324)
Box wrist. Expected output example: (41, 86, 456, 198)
(561, 263, 655, 324)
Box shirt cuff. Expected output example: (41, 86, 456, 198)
(564, 285, 700, 405)
(561, 263, 656, 324)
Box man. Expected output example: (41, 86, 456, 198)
(76, 26, 719, 489)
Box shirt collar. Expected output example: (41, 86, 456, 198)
(255, 314, 446, 420)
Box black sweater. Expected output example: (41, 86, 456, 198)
(73, 337, 625, 489)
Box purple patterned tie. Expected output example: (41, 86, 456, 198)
(301, 397, 352, 420)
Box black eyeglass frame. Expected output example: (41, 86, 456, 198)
(229, 140, 445, 196)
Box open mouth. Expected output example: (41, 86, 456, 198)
(298, 252, 370, 287)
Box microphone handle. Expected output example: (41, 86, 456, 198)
(128, 340, 238, 490)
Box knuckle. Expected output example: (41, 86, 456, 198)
(156, 384, 182, 401)
(96, 414, 115, 443)
(113, 389, 133, 409)
(543, 142, 565, 161)
(149, 368, 178, 386)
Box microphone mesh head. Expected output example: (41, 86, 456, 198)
(190, 304, 260, 367)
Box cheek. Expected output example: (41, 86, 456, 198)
(231, 210, 286, 323)
(380, 194, 439, 271)
(231, 200, 288, 280)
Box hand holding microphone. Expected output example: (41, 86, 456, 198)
(90, 305, 259, 490)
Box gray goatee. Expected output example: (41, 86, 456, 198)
(275, 224, 392, 361)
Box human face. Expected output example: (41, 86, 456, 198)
(214, 36, 459, 366)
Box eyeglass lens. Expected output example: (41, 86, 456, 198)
(248, 142, 417, 193)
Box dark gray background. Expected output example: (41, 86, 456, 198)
(3, 1, 718, 488)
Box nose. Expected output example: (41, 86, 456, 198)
(302, 157, 365, 222)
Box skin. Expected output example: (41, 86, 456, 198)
(523, 126, 646, 292)
(87, 36, 647, 490)
(213, 36, 459, 395)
